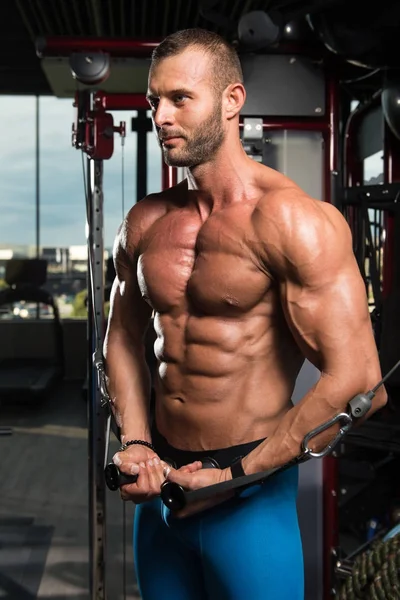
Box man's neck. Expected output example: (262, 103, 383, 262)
(185, 140, 254, 209)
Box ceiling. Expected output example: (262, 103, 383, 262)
(0, 0, 398, 98)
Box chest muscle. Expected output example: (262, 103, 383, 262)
(138, 210, 270, 316)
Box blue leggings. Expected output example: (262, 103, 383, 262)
(133, 466, 304, 600)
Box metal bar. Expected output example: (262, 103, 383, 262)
(130, 0, 136, 36)
(71, 0, 85, 35)
(343, 183, 400, 203)
(58, 0, 76, 35)
(322, 72, 340, 600)
(46, 0, 64, 35)
(382, 122, 400, 297)
(107, 0, 116, 36)
(344, 91, 381, 187)
(33, 0, 53, 34)
(162, 163, 178, 189)
(239, 120, 330, 132)
(327, 76, 340, 203)
(94, 91, 149, 111)
(17, 0, 45, 37)
(120, 0, 125, 36)
(35, 95, 40, 320)
(323, 456, 339, 599)
(141, 0, 147, 37)
(134, 111, 149, 201)
(89, 0, 103, 36)
(36, 96, 40, 259)
(36, 36, 160, 58)
(87, 94, 107, 598)
(15, 0, 39, 40)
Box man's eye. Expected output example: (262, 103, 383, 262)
(174, 95, 187, 103)
(147, 98, 158, 110)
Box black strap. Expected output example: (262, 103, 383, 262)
(230, 457, 246, 478)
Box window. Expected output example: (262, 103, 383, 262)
(0, 96, 162, 320)
(103, 110, 138, 251)
(39, 97, 87, 318)
(147, 111, 162, 194)
(0, 96, 37, 319)
(0, 96, 36, 276)
(363, 151, 384, 186)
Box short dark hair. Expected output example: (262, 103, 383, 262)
(151, 28, 243, 95)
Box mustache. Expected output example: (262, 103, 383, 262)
(158, 130, 186, 141)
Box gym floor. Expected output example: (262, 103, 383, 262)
(0, 380, 140, 600)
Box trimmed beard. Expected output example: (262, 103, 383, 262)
(161, 100, 225, 167)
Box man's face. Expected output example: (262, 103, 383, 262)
(147, 48, 225, 167)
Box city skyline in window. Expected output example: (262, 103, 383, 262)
(0, 96, 163, 251)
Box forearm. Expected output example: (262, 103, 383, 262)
(104, 331, 152, 444)
(242, 373, 387, 476)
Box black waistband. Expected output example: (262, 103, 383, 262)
(151, 425, 265, 470)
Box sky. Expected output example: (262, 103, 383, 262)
(0, 96, 162, 250)
(0, 95, 384, 253)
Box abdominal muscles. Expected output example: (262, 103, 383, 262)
(152, 305, 303, 450)
(140, 209, 303, 449)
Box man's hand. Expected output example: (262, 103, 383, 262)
(113, 447, 204, 503)
(165, 465, 234, 518)
(113, 445, 166, 503)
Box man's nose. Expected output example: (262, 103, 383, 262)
(153, 100, 175, 128)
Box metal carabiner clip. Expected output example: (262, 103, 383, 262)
(301, 411, 353, 458)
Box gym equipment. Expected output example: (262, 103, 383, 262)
(0, 259, 64, 401)
(103, 357, 400, 512)
(105, 457, 218, 492)
(335, 532, 400, 599)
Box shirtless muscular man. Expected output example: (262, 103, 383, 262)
(104, 28, 387, 600)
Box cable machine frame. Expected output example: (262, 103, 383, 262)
(37, 36, 344, 600)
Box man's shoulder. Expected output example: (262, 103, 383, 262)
(254, 169, 348, 241)
(251, 169, 351, 273)
(123, 180, 187, 241)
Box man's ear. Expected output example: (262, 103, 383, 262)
(224, 83, 246, 120)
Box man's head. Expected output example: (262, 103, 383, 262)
(147, 29, 245, 168)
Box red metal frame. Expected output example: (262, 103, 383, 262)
(72, 89, 173, 185)
(241, 79, 340, 600)
(36, 36, 160, 58)
(344, 92, 397, 299)
(344, 91, 381, 188)
(382, 123, 400, 297)
(343, 92, 381, 233)
(94, 91, 149, 111)
(88, 81, 340, 599)
(48, 34, 346, 596)
(322, 75, 340, 600)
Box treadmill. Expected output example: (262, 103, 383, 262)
(0, 259, 64, 401)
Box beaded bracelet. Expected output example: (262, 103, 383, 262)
(119, 439, 156, 453)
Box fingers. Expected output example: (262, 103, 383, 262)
(114, 454, 205, 503)
(120, 456, 168, 502)
(143, 457, 166, 491)
(179, 461, 203, 474)
(162, 463, 172, 478)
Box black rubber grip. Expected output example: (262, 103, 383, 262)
(160, 481, 186, 510)
(159, 455, 310, 511)
(104, 463, 138, 491)
(105, 455, 219, 496)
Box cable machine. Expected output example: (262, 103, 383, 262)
(37, 37, 178, 600)
(36, 35, 341, 600)
(36, 35, 400, 600)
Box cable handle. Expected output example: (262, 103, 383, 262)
(302, 391, 374, 458)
